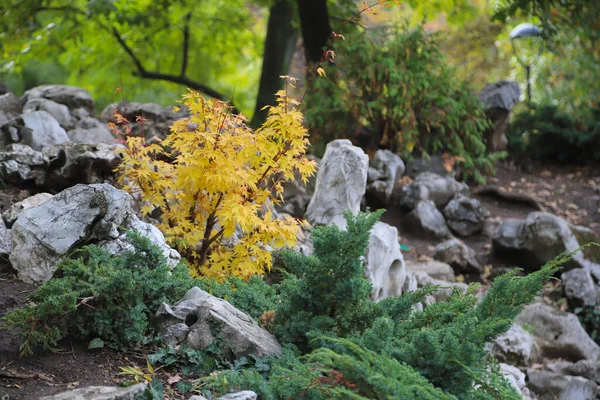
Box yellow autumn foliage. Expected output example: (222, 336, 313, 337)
(114, 85, 316, 279)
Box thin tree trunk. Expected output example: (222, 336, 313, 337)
(297, 0, 332, 64)
(251, 0, 298, 128)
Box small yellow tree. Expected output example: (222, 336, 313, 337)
(112, 80, 316, 279)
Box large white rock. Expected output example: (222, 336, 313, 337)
(10, 183, 180, 284)
(305, 140, 368, 226)
(24, 85, 95, 114)
(367, 222, 406, 301)
(156, 287, 281, 359)
(21, 110, 70, 150)
(2, 192, 54, 227)
(516, 302, 600, 362)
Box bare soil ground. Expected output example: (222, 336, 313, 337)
(1, 162, 599, 399)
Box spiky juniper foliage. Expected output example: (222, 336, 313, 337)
(1, 230, 197, 355)
(273, 210, 384, 351)
(349, 259, 562, 398)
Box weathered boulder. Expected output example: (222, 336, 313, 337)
(548, 360, 600, 385)
(365, 149, 405, 207)
(23, 84, 95, 114)
(499, 364, 534, 400)
(399, 172, 469, 210)
(68, 116, 119, 145)
(367, 222, 406, 300)
(433, 238, 482, 274)
(0, 143, 48, 184)
(10, 183, 180, 284)
(156, 287, 281, 359)
(515, 302, 600, 362)
(14, 111, 70, 150)
(477, 80, 520, 152)
(39, 383, 147, 400)
(2, 193, 54, 227)
(405, 200, 452, 239)
(306, 140, 368, 226)
(405, 259, 456, 282)
(562, 268, 598, 307)
(0, 92, 22, 127)
(487, 323, 541, 366)
(0, 217, 11, 256)
(442, 195, 489, 237)
(40, 142, 121, 191)
(527, 370, 599, 400)
(493, 212, 600, 276)
(22, 97, 73, 130)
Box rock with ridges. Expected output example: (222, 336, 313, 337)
(433, 238, 482, 273)
(156, 287, 281, 359)
(20, 110, 70, 150)
(516, 302, 600, 362)
(487, 323, 541, 366)
(39, 383, 147, 400)
(0, 92, 22, 127)
(405, 259, 456, 282)
(405, 200, 452, 239)
(23, 97, 73, 129)
(493, 212, 600, 276)
(548, 360, 600, 384)
(399, 172, 469, 210)
(68, 116, 119, 145)
(527, 370, 599, 400)
(10, 183, 179, 283)
(39, 142, 121, 191)
(442, 195, 489, 237)
(366, 149, 405, 206)
(2, 192, 54, 227)
(306, 140, 368, 226)
(562, 268, 598, 307)
(0, 143, 48, 184)
(24, 85, 95, 114)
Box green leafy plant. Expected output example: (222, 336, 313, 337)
(574, 306, 600, 344)
(507, 103, 600, 164)
(0, 230, 198, 355)
(305, 26, 503, 183)
(198, 211, 564, 399)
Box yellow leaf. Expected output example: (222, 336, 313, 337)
(316, 67, 326, 77)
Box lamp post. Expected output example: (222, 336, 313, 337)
(509, 23, 543, 110)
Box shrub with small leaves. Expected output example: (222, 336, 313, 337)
(113, 80, 316, 279)
(1, 230, 197, 355)
(305, 26, 504, 183)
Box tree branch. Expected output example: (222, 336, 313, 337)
(180, 11, 192, 77)
(112, 26, 239, 113)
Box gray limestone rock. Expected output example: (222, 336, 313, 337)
(433, 238, 482, 274)
(405, 200, 452, 239)
(306, 140, 368, 226)
(156, 287, 281, 359)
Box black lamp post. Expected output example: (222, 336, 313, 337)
(509, 23, 543, 110)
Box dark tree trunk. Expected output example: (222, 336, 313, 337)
(297, 0, 332, 64)
(250, 0, 298, 128)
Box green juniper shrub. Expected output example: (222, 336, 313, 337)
(272, 210, 384, 351)
(304, 26, 504, 183)
(199, 211, 564, 400)
(507, 103, 600, 164)
(1, 229, 278, 356)
(1, 230, 198, 355)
